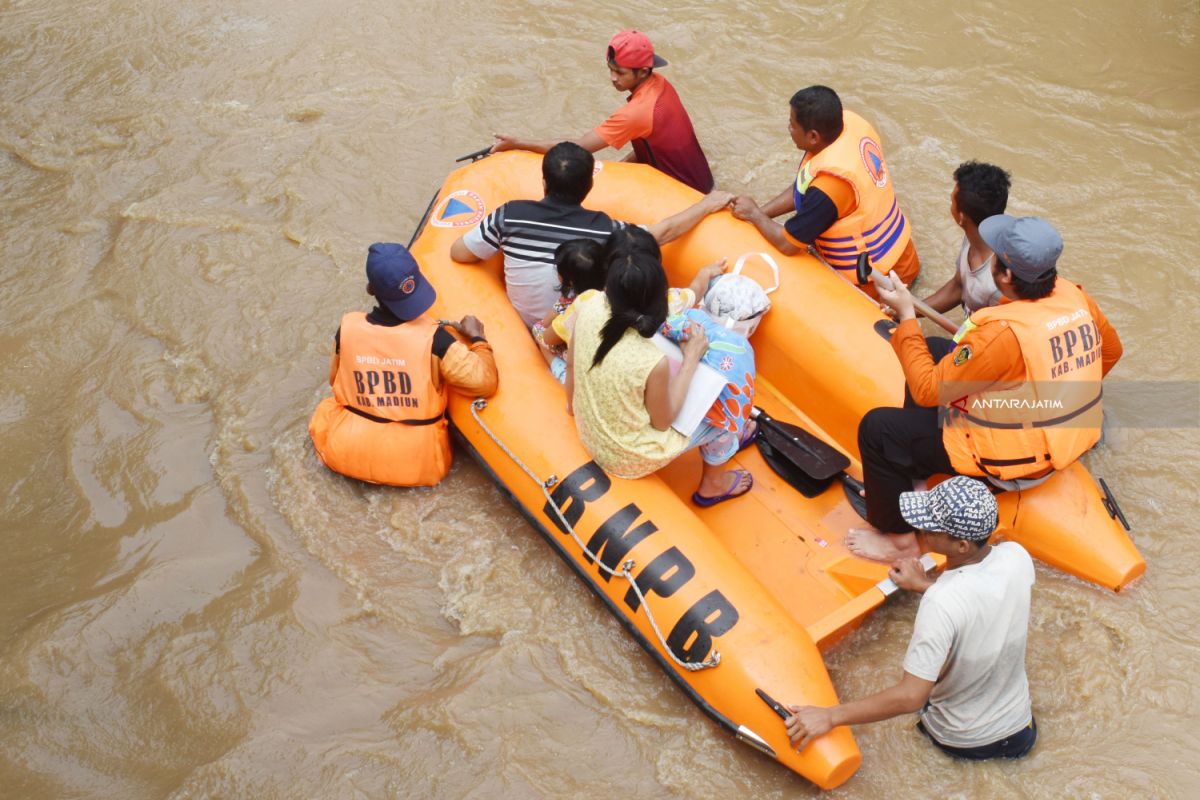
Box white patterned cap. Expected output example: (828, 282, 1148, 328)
(899, 476, 998, 542)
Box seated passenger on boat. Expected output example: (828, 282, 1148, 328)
(787, 477, 1039, 762)
(567, 229, 755, 506)
(487, 30, 715, 193)
(539, 235, 730, 385)
(730, 85, 921, 289)
(848, 216, 1122, 562)
(532, 239, 606, 383)
(309, 243, 498, 487)
(659, 273, 758, 448)
(449, 142, 731, 327)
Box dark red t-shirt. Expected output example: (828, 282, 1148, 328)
(593, 73, 714, 193)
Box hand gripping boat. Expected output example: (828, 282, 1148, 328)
(406, 151, 1143, 787)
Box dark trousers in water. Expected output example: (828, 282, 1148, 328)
(917, 716, 1038, 760)
(858, 337, 957, 533)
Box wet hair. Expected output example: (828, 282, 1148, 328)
(789, 85, 844, 142)
(953, 161, 1011, 226)
(591, 241, 668, 369)
(1009, 267, 1057, 301)
(554, 239, 605, 297)
(543, 142, 594, 205)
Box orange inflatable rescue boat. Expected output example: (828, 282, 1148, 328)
(405, 151, 1143, 788)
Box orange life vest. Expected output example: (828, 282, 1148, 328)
(941, 280, 1104, 480)
(794, 110, 912, 275)
(308, 312, 451, 486)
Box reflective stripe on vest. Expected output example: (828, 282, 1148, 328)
(793, 110, 912, 273)
(941, 280, 1105, 480)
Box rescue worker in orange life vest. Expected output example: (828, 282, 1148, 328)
(846, 216, 1123, 563)
(308, 243, 498, 487)
(731, 85, 921, 292)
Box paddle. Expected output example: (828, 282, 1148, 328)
(455, 144, 494, 163)
(756, 687, 792, 721)
(406, 146, 496, 246)
(853, 252, 959, 335)
(752, 408, 848, 480)
(750, 408, 868, 517)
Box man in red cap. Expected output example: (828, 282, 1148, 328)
(490, 30, 714, 193)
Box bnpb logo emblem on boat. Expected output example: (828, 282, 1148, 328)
(430, 189, 486, 228)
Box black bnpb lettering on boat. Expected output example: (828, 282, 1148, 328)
(545, 462, 611, 534)
(624, 547, 694, 611)
(667, 590, 739, 664)
(585, 504, 657, 582)
(544, 462, 740, 663)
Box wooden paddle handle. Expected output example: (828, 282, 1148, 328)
(912, 299, 959, 335)
(849, 251, 959, 335)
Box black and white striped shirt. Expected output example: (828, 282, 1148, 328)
(461, 197, 626, 325)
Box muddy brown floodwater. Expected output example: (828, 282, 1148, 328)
(2, 1, 1198, 798)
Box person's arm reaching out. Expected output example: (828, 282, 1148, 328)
(785, 671, 935, 749)
(786, 558, 936, 749)
(759, 185, 796, 218)
(490, 130, 608, 155)
(645, 191, 733, 245)
(922, 270, 966, 315)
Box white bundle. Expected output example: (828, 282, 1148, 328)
(702, 252, 779, 338)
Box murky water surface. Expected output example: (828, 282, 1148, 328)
(2, 1, 1198, 797)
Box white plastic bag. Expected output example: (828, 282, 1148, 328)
(703, 252, 779, 338)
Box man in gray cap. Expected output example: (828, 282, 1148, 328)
(786, 476, 1038, 760)
(847, 215, 1123, 563)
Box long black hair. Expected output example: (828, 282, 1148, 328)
(591, 229, 667, 369)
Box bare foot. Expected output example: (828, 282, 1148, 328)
(846, 528, 921, 562)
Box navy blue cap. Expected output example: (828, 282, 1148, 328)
(366, 243, 436, 319)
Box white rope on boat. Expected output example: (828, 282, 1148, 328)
(469, 398, 720, 671)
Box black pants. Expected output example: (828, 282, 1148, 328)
(917, 717, 1038, 760)
(858, 337, 956, 533)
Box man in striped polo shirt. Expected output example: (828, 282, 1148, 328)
(450, 142, 731, 326)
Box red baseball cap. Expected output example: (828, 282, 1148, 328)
(607, 30, 668, 69)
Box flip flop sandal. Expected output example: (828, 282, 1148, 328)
(692, 469, 754, 507)
(737, 420, 759, 452)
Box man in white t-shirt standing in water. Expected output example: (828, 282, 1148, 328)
(786, 476, 1038, 760)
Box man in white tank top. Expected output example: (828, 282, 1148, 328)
(922, 162, 1011, 316)
(785, 477, 1038, 760)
